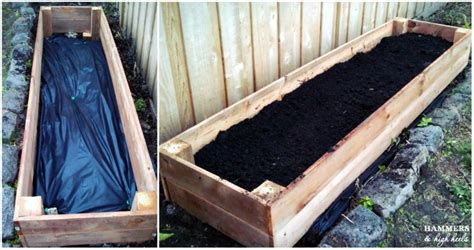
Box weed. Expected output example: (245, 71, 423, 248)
(462, 14, 471, 29)
(378, 165, 386, 173)
(417, 115, 432, 127)
(159, 232, 174, 242)
(25, 59, 32, 70)
(358, 196, 374, 210)
(134, 98, 146, 112)
(447, 182, 471, 215)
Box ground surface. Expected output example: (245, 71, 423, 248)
(380, 97, 471, 247)
(160, 2, 471, 247)
(195, 34, 451, 191)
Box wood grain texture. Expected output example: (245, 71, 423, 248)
(180, 2, 226, 122)
(347, 2, 363, 41)
(140, 2, 157, 84)
(100, 11, 157, 192)
(301, 2, 321, 64)
(362, 2, 376, 34)
(251, 2, 279, 90)
(336, 2, 350, 47)
(320, 2, 337, 54)
(218, 2, 254, 105)
(91, 7, 101, 40)
(278, 2, 301, 76)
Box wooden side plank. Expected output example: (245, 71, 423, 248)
(180, 2, 226, 122)
(251, 2, 279, 90)
(167, 181, 272, 246)
(218, 2, 254, 105)
(100, 11, 156, 192)
(160, 150, 270, 233)
(91, 7, 101, 40)
(21, 228, 156, 247)
(15, 9, 44, 209)
(301, 2, 322, 64)
(279, 2, 301, 76)
(17, 210, 156, 235)
(51, 6, 91, 33)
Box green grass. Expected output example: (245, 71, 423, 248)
(447, 181, 471, 215)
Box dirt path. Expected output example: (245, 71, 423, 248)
(381, 101, 471, 247)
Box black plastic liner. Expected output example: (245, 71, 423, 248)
(33, 36, 136, 214)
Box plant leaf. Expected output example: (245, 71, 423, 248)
(160, 232, 174, 241)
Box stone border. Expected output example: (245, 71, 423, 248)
(319, 66, 471, 247)
(2, 3, 36, 243)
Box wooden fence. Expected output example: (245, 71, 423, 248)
(118, 2, 158, 112)
(159, 2, 446, 142)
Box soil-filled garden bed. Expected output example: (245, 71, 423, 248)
(195, 33, 452, 191)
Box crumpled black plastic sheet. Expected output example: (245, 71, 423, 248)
(33, 35, 136, 214)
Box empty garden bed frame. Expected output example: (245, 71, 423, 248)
(14, 6, 157, 247)
(160, 18, 471, 247)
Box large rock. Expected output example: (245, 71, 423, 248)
(12, 17, 30, 33)
(359, 144, 429, 218)
(11, 43, 33, 62)
(4, 72, 28, 92)
(408, 126, 444, 154)
(319, 205, 387, 247)
(2, 86, 27, 114)
(20, 6, 36, 25)
(453, 69, 471, 96)
(11, 32, 31, 47)
(2, 110, 19, 142)
(2, 185, 15, 240)
(441, 93, 470, 114)
(429, 106, 461, 129)
(2, 145, 19, 185)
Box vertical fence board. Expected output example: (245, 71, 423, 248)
(141, 2, 157, 85)
(407, 2, 417, 18)
(375, 2, 388, 27)
(136, 3, 147, 63)
(157, 2, 448, 142)
(320, 2, 336, 55)
(336, 2, 350, 47)
(362, 2, 376, 34)
(301, 2, 321, 64)
(126, 2, 134, 37)
(159, 3, 194, 142)
(131, 2, 140, 43)
(386, 2, 398, 21)
(347, 2, 363, 41)
(218, 3, 254, 105)
(180, 3, 226, 122)
(251, 2, 279, 90)
(397, 2, 408, 18)
(279, 2, 301, 76)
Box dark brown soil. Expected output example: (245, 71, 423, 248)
(195, 33, 452, 191)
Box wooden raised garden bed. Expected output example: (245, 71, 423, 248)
(159, 18, 471, 247)
(14, 6, 157, 247)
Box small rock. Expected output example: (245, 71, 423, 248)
(408, 126, 444, 154)
(11, 32, 31, 47)
(359, 144, 428, 218)
(12, 17, 30, 33)
(2, 145, 19, 185)
(141, 121, 151, 131)
(319, 205, 387, 247)
(429, 106, 461, 129)
(2, 86, 27, 114)
(441, 93, 470, 113)
(11, 43, 33, 62)
(2, 185, 15, 240)
(20, 6, 36, 23)
(2, 110, 19, 142)
(165, 203, 176, 215)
